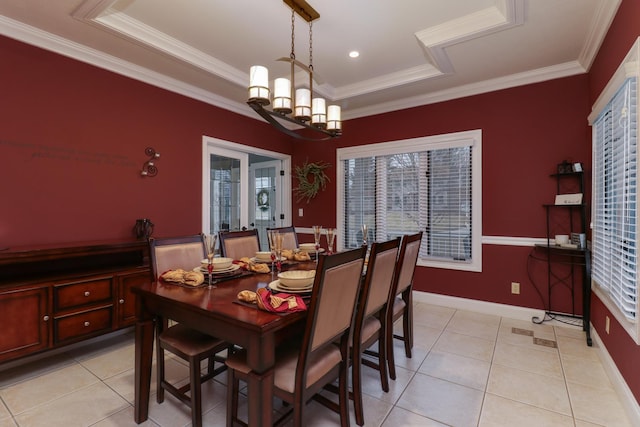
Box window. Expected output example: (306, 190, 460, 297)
(589, 38, 640, 342)
(336, 130, 482, 272)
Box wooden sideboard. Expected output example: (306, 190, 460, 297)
(0, 240, 150, 364)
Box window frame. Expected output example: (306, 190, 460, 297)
(588, 37, 640, 343)
(336, 129, 482, 272)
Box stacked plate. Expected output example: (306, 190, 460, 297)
(268, 280, 313, 294)
(196, 263, 241, 277)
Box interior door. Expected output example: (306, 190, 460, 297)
(250, 160, 282, 250)
(202, 136, 292, 253)
(204, 145, 249, 235)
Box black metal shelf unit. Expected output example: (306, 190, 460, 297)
(532, 169, 592, 346)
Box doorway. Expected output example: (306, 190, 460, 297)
(202, 137, 291, 251)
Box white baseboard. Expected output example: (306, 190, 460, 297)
(413, 290, 640, 425)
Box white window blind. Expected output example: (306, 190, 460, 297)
(338, 130, 481, 271)
(592, 76, 638, 321)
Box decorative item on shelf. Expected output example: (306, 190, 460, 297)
(572, 162, 583, 172)
(247, 0, 342, 141)
(554, 193, 583, 205)
(294, 160, 330, 203)
(140, 147, 160, 177)
(133, 219, 154, 240)
(557, 160, 573, 174)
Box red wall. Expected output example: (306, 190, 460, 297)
(2, 0, 637, 404)
(0, 36, 292, 247)
(293, 75, 591, 311)
(585, 0, 640, 406)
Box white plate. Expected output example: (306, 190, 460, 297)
(268, 280, 313, 294)
(197, 264, 240, 273)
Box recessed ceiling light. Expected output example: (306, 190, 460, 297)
(349, 51, 360, 58)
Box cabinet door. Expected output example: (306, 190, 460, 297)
(0, 286, 50, 362)
(117, 270, 150, 327)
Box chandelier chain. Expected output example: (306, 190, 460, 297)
(308, 21, 313, 70)
(290, 9, 296, 60)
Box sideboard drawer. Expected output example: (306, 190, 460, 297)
(55, 278, 112, 311)
(54, 306, 113, 343)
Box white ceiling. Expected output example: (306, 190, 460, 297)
(0, 0, 622, 122)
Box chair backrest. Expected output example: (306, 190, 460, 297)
(266, 226, 298, 250)
(392, 232, 423, 296)
(218, 229, 260, 260)
(149, 234, 206, 279)
(361, 238, 402, 319)
(303, 247, 367, 358)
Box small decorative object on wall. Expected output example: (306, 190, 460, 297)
(294, 160, 330, 203)
(141, 147, 160, 177)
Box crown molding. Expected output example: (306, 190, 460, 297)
(0, 15, 253, 120)
(343, 60, 586, 120)
(578, 0, 623, 70)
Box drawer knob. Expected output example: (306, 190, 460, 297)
(119, 299, 125, 304)
(84, 321, 90, 327)
(84, 291, 91, 297)
(43, 315, 50, 321)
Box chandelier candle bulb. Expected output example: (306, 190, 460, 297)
(327, 105, 341, 130)
(312, 97, 327, 127)
(273, 78, 292, 113)
(294, 88, 311, 120)
(249, 65, 270, 105)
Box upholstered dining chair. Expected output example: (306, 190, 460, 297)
(218, 229, 260, 260)
(350, 237, 401, 426)
(149, 234, 232, 427)
(225, 246, 367, 427)
(386, 232, 423, 381)
(266, 225, 299, 250)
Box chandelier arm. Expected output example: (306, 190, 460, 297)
(248, 101, 339, 141)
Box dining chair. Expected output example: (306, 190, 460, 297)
(386, 232, 423, 381)
(149, 234, 232, 427)
(266, 225, 298, 250)
(350, 237, 401, 426)
(218, 229, 260, 260)
(225, 246, 367, 427)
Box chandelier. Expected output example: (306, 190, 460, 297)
(247, 0, 342, 141)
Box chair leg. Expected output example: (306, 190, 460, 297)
(352, 343, 364, 426)
(386, 315, 397, 381)
(189, 355, 203, 427)
(226, 368, 240, 427)
(338, 360, 350, 427)
(403, 291, 413, 358)
(377, 334, 389, 393)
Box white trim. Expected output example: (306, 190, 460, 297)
(201, 136, 292, 234)
(336, 130, 482, 273)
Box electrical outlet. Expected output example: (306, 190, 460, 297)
(298, 208, 304, 217)
(606, 316, 610, 334)
(511, 282, 520, 294)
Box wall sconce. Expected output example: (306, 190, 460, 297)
(140, 147, 160, 177)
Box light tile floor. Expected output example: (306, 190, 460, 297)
(0, 302, 634, 427)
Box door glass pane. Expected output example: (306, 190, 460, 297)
(252, 164, 277, 250)
(210, 155, 241, 233)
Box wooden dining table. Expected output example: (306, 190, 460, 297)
(131, 262, 314, 426)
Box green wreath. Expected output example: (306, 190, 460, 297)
(257, 189, 270, 211)
(294, 160, 331, 203)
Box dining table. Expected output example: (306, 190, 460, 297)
(131, 261, 316, 426)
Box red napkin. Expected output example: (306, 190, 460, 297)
(256, 287, 307, 313)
